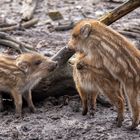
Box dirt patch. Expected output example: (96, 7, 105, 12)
(0, 96, 140, 140)
(0, 0, 140, 139)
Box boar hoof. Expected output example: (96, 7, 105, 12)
(0, 106, 4, 112)
(116, 121, 122, 127)
(82, 109, 87, 116)
(128, 126, 137, 131)
(29, 107, 36, 113)
(15, 113, 22, 118)
(115, 117, 123, 127)
(89, 109, 95, 116)
(128, 123, 139, 131)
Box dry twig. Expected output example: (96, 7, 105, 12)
(0, 32, 36, 52)
(0, 18, 39, 32)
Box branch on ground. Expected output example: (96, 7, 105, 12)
(0, 32, 36, 53)
(0, 18, 39, 32)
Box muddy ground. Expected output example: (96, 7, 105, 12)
(0, 0, 140, 140)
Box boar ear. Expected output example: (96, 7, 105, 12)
(16, 61, 29, 73)
(80, 23, 92, 39)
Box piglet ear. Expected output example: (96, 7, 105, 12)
(80, 23, 92, 39)
(16, 61, 29, 73)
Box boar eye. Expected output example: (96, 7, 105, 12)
(72, 34, 78, 39)
(34, 60, 42, 65)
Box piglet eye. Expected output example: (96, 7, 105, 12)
(72, 34, 78, 39)
(34, 60, 42, 65)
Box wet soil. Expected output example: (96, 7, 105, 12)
(0, 0, 140, 139)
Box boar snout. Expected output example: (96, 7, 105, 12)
(67, 40, 75, 51)
(47, 61, 58, 72)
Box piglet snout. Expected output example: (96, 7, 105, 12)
(48, 61, 58, 71)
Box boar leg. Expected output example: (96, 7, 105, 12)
(106, 90, 124, 127)
(127, 90, 140, 130)
(11, 89, 22, 117)
(23, 90, 36, 113)
(0, 94, 4, 112)
(89, 91, 98, 116)
(77, 87, 88, 115)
